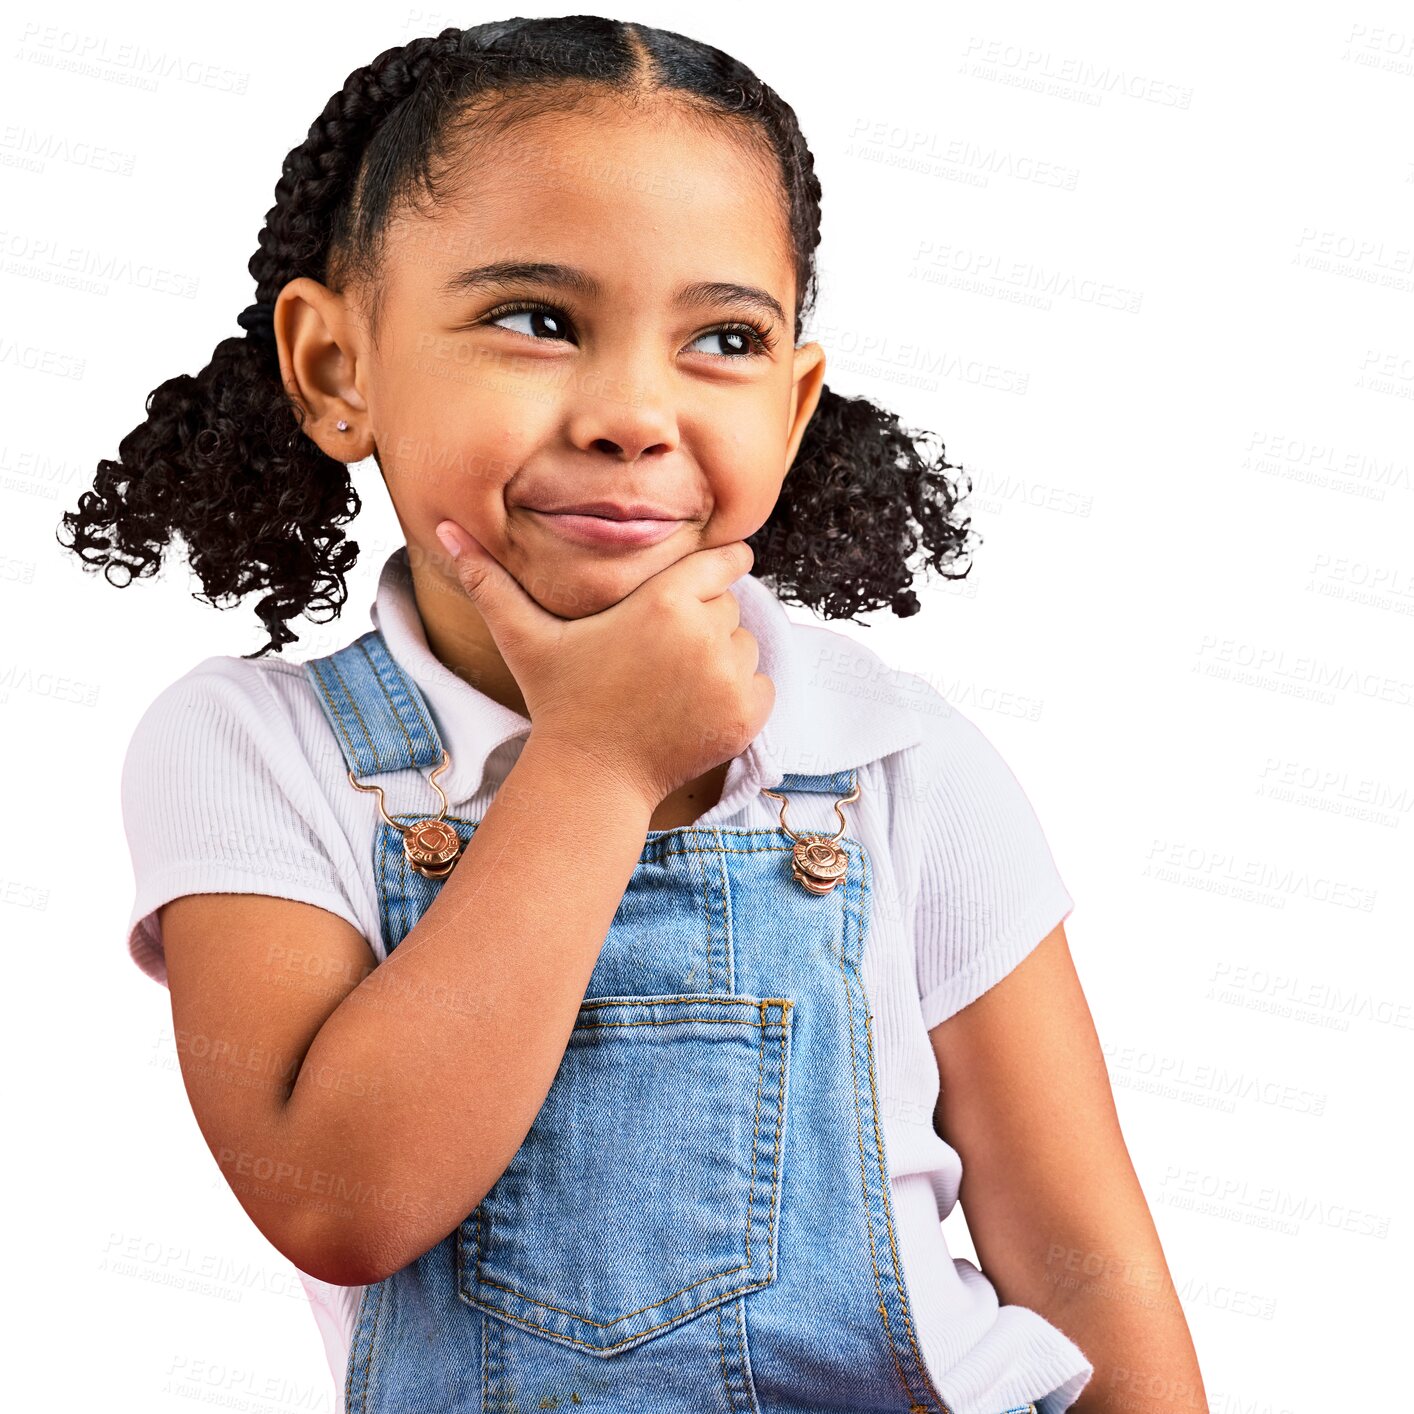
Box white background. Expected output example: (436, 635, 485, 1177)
(4, 1, 1410, 1409)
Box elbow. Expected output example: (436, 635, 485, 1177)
(281, 1210, 404, 1289)
(289, 1202, 470, 1288)
(294, 1246, 384, 1290)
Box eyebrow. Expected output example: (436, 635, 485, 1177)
(438, 260, 789, 330)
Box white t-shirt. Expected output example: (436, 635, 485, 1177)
(121, 546, 1091, 1414)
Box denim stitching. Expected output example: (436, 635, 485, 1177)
(576, 995, 793, 1013)
(570, 1014, 788, 1031)
(849, 839, 949, 1414)
(469, 1004, 790, 1323)
(356, 637, 422, 761)
(463, 1001, 791, 1344)
(362, 1278, 387, 1413)
(837, 894, 917, 1410)
(325, 654, 383, 774)
(704, 839, 718, 992)
(742, 998, 770, 1275)
(733, 1294, 762, 1414)
(358, 635, 434, 760)
(715, 1301, 732, 1407)
(393, 817, 409, 948)
(345, 1276, 388, 1412)
(306, 658, 368, 773)
(688, 836, 715, 994)
(374, 823, 392, 950)
(716, 839, 738, 993)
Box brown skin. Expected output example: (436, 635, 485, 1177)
(273, 98, 822, 827)
(932, 922, 1208, 1412)
(160, 95, 1203, 1408)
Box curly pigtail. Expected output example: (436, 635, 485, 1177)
(58, 17, 976, 649)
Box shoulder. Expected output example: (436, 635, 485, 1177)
(774, 616, 939, 775)
(857, 666, 1065, 891)
(119, 652, 368, 988)
(120, 650, 326, 808)
(891, 676, 1035, 808)
(767, 610, 1039, 833)
(876, 678, 1074, 1027)
(124, 653, 313, 762)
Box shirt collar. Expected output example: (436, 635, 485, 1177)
(369, 546, 924, 816)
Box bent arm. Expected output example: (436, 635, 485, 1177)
(163, 734, 655, 1286)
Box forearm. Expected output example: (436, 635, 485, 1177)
(277, 732, 655, 1284)
(1025, 1236, 1207, 1414)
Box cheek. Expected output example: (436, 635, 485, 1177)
(377, 382, 529, 507)
(704, 461, 787, 544)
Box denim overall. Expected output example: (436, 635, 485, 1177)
(303, 630, 1037, 1414)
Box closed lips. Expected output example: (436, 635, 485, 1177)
(526, 502, 682, 520)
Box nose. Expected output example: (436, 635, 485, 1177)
(563, 353, 680, 462)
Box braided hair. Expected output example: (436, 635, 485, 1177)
(58, 16, 976, 658)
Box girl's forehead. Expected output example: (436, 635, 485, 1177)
(437, 99, 781, 224)
(380, 108, 794, 310)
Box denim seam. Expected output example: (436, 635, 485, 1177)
(710, 827, 733, 995)
(394, 818, 410, 947)
(361, 633, 438, 757)
(714, 1301, 728, 1398)
(374, 823, 392, 951)
(306, 658, 372, 775)
(345, 1275, 388, 1412)
(577, 995, 788, 1011)
(356, 639, 421, 763)
(852, 838, 949, 1414)
(685, 835, 715, 994)
(706, 840, 721, 993)
(326, 654, 383, 774)
(839, 841, 948, 1414)
(733, 1294, 762, 1413)
(570, 1015, 785, 1030)
(838, 898, 915, 1411)
(461, 1001, 791, 1346)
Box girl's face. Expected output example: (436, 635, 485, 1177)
(289, 97, 826, 628)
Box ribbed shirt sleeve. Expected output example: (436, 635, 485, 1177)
(911, 705, 1074, 1030)
(119, 660, 364, 990)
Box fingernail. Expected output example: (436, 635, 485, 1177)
(436, 522, 462, 561)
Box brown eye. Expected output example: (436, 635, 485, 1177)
(686, 322, 775, 358)
(483, 302, 573, 341)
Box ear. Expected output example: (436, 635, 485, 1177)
(783, 341, 827, 472)
(274, 277, 375, 463)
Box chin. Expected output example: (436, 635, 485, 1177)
(522, 554, 667, 620)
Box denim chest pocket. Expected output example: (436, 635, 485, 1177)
(456, 993, 794, 1355)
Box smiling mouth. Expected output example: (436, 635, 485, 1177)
(524, 508, 684, 549)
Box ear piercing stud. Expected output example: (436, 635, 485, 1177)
(336, 419, 349, 431)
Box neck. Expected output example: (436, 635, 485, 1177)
(409, 557, 528, 719)
(404, 549, 735, 823)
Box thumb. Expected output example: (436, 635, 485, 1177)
(435, 520, 550, 653)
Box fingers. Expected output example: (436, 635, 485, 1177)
(657, 539, 756, 603)
(436, 520, 550, 652)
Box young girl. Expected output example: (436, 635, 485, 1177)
(62, 17, 1205, 1414)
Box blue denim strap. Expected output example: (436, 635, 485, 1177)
(774, 767, 859, 796)
(301, 629, 446, 779)
(303, 631, 858, 797)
